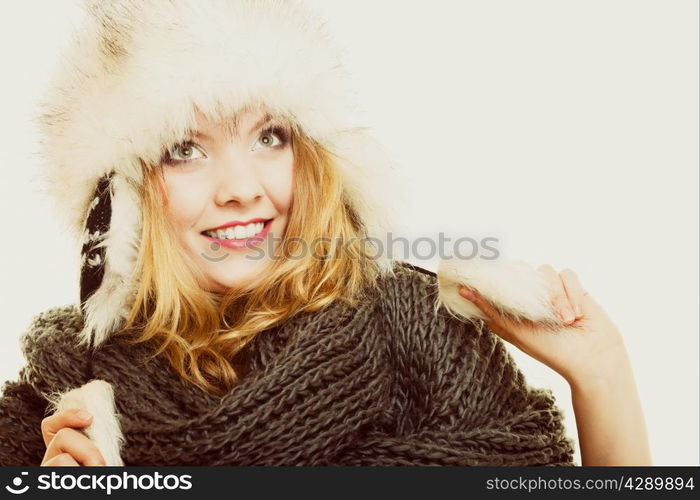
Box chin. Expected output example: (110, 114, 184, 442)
(207, 270, 258, 294)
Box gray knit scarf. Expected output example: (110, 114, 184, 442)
(0, 263, 575, 466)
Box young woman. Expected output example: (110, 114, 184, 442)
(0, 0, 650, 466)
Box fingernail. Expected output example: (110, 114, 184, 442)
(574, 304, 583, 317)
(460, 287, 475, 301)
(76, 410, 92, 421)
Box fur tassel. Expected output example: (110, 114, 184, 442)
(436, 257, 562, 330)
(47, 380, 125, 466)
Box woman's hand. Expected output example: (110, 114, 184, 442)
(458, 264, 627, 386)
(40, 409, 106, 466)
(459, 264, 652, 465)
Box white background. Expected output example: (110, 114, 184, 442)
(0, 0, 697, 465)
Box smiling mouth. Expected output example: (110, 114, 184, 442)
(201, 219, 273, 241)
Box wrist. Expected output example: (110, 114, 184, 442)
(564, 345, 634, 392)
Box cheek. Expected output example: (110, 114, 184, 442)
(263, 152, 294, 212)
(162, 174, 209, 228)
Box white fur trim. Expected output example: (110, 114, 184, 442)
(50, 380, 125, 466)
(436, 257, 561, 327)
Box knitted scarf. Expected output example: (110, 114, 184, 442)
(0, 263, 576, 466)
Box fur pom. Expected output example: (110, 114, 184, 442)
(48, 380, 125, 466)
(436, 257, 562, 329)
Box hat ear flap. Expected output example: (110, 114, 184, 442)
(80, 172, 114, 314)
(78, 171, 141, 349)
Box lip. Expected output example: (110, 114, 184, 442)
(201, 218, 273, 250)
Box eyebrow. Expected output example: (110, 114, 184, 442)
(190, 113, 280, 142)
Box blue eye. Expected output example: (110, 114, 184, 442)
(163, 141, 206, 165)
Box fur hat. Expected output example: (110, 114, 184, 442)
(36, 0, 402, 347)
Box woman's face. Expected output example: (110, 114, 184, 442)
(160, 108, 294, 293)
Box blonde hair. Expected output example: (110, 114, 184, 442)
(114, 125, 384, 396)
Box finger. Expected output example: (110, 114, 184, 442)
(42, 452, 80, 467)
(41, 409, 93, 447)
(559, 268, 587, 319)
(458, 286, 501, 322)
(45, 427, 106, 466)
(458, 286, 519, 343)
(537, 264, 576, 324)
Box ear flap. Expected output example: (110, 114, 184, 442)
(78, 172, 142, 349)
(326, 128, 407, 275)
(80, 172, 114, 312)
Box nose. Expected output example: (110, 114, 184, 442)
(214, 155, 264, 207)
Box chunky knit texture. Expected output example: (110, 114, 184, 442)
(0, 262, 576, 466)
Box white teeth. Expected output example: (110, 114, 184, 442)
(246, 223, 263, 238)
(205, 221, 267, 240)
